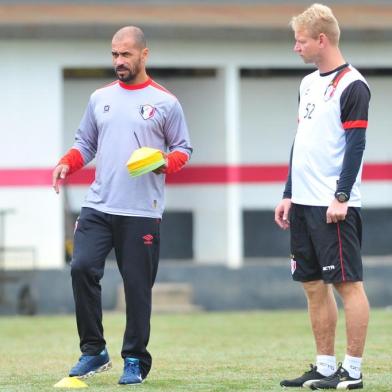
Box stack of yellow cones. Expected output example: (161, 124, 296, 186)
(126, 147, 165, 177)
(53, 376, 88, 388)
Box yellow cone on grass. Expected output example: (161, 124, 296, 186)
(126, 147, 165, 177)
(53, 377, 88, 388)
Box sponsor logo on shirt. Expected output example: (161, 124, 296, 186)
(140, 104, 155, 120)
(103, 105, 110, 112)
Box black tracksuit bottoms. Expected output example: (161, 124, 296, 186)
(70, 207, 160, 379)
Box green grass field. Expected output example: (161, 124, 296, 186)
(0, 309, 391, 391)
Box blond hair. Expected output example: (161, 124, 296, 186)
(290, 3, 340, 45)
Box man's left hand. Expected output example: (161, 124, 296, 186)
(153, 162, 167, 174)
(153, 153, 167, 174)
(326, 198, 348, 224)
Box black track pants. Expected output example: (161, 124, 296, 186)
(70, 207, 160, 378)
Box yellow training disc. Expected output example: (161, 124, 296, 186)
(53, 377, 88, 388)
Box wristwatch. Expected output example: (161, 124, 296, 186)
(335, 191, 349, 203)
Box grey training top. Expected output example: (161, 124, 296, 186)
(73, 78, 192, 218)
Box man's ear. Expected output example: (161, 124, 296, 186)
(319, 33, 328, 48)
(141, 47, 149, 63)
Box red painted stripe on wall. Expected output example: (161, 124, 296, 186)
(165, 165, 290, 184)
(0, 163, 392, 186)
(362, 164, 392, 180)
(0, 169, 51, 186)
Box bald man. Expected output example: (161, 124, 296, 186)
(53, 26, 192, 385)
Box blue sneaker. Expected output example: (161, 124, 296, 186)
(118, 358, 143, 385)
(69, 348, 112, 378)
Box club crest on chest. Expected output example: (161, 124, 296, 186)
(140, 104, 155, 120)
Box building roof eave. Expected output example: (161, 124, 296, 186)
(1, 4, 392, 40)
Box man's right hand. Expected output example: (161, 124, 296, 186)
(52, 164, 69, 194)
(274, 198, 292, 230)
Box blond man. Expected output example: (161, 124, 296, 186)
(275, 4, 370, 390)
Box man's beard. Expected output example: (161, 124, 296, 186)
(115, 62, 141, 83)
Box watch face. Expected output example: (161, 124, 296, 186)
(336, 192, 348, 202)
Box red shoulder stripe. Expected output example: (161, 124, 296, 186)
(332, 67, 351, 88)
(149, 80, 176, 98)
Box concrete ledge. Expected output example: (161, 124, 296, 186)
(0, 258, 391, 315)
(116, 282, 202, 313)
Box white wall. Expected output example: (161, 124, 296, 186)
(0, 41, 64, 268)
(240, 77, 299, 164)
(1, 37, 392, 268)
(364, 77, 392, 162)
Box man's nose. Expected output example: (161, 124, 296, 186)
(114, 55, 125, 66)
